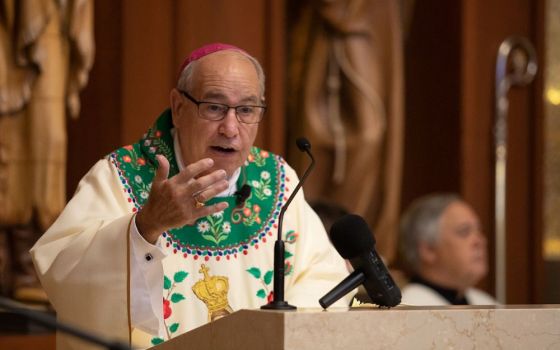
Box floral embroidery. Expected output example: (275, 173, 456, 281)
(132, 175, 151, 199)
(121, 146, 147, 171)
(246, 267, 274, 302)
(232, 203, 261, 226)
(197, 211, 232, 245)
(148, 133, 174, 161)
(151, 271, 189, 345)
(248, 148, 269, 167)
(251, 170, 273, 200)
(197, 221, 210, 233)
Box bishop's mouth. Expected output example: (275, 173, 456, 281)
(211, 146, 236, 153)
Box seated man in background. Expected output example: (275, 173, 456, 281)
(397, 193, 497, 305)
(30, 43, 350, 349)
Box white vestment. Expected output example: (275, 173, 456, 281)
(401, 283, 497, 306)
(31, 129, 351, 349)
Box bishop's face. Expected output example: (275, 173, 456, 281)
(171, 50, 261, 178)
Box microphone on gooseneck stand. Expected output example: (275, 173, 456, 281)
(261, 137, 315, 310)
(319, 214, 401, 309)
(235, 184, 252, 207)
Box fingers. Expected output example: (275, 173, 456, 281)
(172, 158, 216, 184)
(170, 158, 229, 200)
(153, 155, 170, 185)
(186, 201, 229, 225)
(203, 201, 229, 215)
(190, 170, 228, 196)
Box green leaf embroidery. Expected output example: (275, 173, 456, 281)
(169, 323, 180, 333)
(164, 276, 172, 290)
(256, 289, 267, 298)
(151, 337, 164, 345)
(264, 270, 273, 285)
(246, 267, 261, 279)
(285, 230, 298, 243)
(284, 251, 293, 259)
(170, 293, 186, 303)
(201, 232, 219, 245)
(198, 214, 231, 245)
(154, 138, 174, 164)
(173, 271, 188, 283)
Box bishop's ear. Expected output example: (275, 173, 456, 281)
(170, 88, 186, 126)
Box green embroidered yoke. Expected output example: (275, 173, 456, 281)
(109, 109, 286, 260)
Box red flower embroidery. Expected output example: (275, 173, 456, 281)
(284, 261, 293, 275)
(123, 155, 132, 163)
(253, 204, 261, 213)
(247, 154, 255, 162)
(137, 158, 146, 165)
(267, 291, 274, 303)
(243, 208, 251, 217)
(124, 145, 133, 150)
(155, 130, 162, 137)
(260, 150, 269, 158)
(163, 298, 172, 319)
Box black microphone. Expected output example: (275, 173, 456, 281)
(235, 184, 251, 207)
(319, 214, 401, 308)
(0, 296, 131, 350)
(261, 137, 315, 310)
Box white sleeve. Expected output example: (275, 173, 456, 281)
(30, 159, 135, 347)
(30, 158, 169, 348)
(129, 216, 168, 335)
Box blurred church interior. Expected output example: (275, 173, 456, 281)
(1, 0, 559, 348)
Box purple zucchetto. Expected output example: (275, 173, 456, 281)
(178, 43, 246, 76)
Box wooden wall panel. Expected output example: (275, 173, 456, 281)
(401, 1, 462, 208)
(263, 0, 287, 157)
(0, 334, 55, 350)
(461, 0, 537, 302)
(531, 0, 546, 305)
(121, 0, 176, 144)
(174, 0, 266, 59)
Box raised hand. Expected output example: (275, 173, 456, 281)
(136, 155, 229, 244)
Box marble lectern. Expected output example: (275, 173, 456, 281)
(150, 305, 560, 349)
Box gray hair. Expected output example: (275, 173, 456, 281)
(177, 50, 266, 98)
(398, 193, 461, 274)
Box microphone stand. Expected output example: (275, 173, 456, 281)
(261, 138, 315, 310)
(0, 296, 131, 350)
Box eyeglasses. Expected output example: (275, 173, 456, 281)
(179, 90, 266, 124)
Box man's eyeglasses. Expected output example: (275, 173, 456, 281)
(179, 90, 266, 124)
